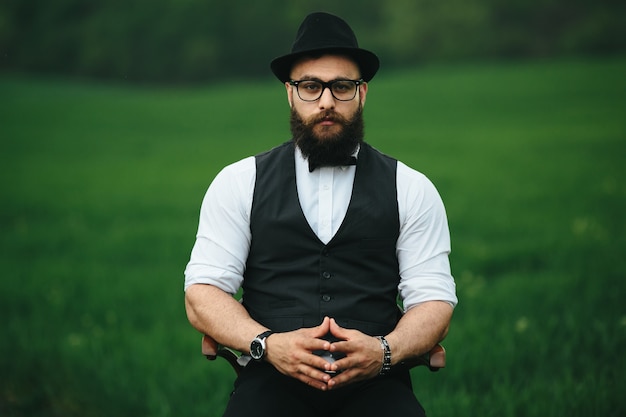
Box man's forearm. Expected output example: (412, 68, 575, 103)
(385, 300, 453, 366)
(185, 284, 268, 354)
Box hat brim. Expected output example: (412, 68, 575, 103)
(270, 47, 380, 83)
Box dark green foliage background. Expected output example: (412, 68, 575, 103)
(1, 1, 625, 83)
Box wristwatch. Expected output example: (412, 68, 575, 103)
(250, 330, 274, 360)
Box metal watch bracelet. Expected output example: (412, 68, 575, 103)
(376, 336, 392, 375)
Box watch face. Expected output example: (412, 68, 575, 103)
(250, 339, 263, 360)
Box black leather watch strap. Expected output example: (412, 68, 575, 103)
(256, 330, 274, 340)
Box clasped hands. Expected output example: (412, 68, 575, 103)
(264, 316, 385, 391)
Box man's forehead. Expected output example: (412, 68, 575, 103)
(290, 54, 361, 80)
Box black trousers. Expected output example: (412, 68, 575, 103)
(222, 361, 426, 417)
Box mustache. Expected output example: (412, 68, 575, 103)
(305, 110, 350, 126)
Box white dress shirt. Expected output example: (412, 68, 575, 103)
(184, 147, 457, 311)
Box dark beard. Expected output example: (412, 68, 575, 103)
(290, 106, 364, 169)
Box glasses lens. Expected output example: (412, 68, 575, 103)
(331, 81, 357, 101)
(297, 81, 323, 101)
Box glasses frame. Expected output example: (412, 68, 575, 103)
(289, 79, 365, 102)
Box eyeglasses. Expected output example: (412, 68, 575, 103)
(289, 79, 364, 102)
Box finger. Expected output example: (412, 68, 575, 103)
(303, 317, 332, 351)
(329, 317, 355, 340)
(302, 337, 331, 353)
(305, 353, 336, 373)
(310, 316, 331, 338)
(297, 374, 329, 391)
(329, 339, 354, 353)
(271, 351, 333, 381)
(295, 365, 332, 391)
(327, 368, 363, 389)
(329, 317, 342, 332)
(328, 356, 352, 371)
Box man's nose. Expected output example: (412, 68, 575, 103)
(318, 87, 336, 109)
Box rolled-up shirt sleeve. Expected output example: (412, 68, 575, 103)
(184, 157, 256, 294)
(396, 162, 458, 311)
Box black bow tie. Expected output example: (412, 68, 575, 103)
(308, 156, 357, 172)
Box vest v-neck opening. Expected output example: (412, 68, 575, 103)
(291, 150, 362, 248)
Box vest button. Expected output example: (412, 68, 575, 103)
(322, 271, 331, 279)
(322, 294, 331, 302)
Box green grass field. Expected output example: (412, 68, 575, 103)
(1, 56, 625, 416)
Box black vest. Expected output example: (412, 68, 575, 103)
(243, 141, 401, 337)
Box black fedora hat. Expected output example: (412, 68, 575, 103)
(270, 12, 380, 83)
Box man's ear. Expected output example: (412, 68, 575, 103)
(359, 82, 368, 107)
(286, 82, 294, 108)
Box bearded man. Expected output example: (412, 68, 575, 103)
(184, 12, 457, 417)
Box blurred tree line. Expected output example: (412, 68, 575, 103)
(1, 0, 624, 84)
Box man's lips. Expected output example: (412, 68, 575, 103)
(317, 115, 338, 126)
